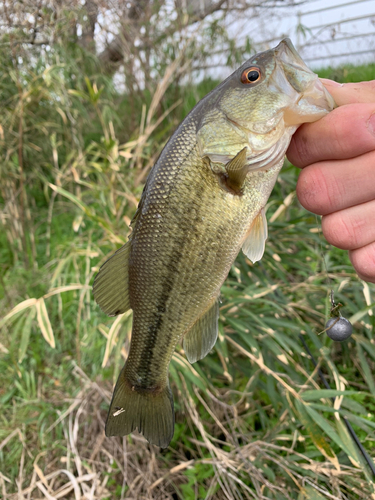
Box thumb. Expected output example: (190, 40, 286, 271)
(320, 79, 375, 106)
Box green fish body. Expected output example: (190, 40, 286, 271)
(93, 39, 334, 448)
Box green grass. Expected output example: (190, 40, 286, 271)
(319, 62, 375, 83)
(1, 47, 375, 499)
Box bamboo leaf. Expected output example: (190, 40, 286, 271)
(302, 389, 358, 401)
(113, 317, 132, 383)
(357, 343, 375, 396)
(49, 183, 93, 215)
(67, 89, 89, 99)
(335, 418, 361, 468)
(102, 311, 132, 368)
(48, 183, 121, 236)
(336, 417, 375, 492)
(172, 354, 208, 393)
(36, 298, 55, 348)
(11, 313, 27, 348)
(18, 307, 36, 363)
(304, 404, 353, 457)
(359, 338, 375, 362)
(43, 284, 90, 299)
(295, 400, 339, 469)
(349, 302, 375, 324)
(340, 411, 375, 431)
(298, 486, 329, 500)
(0, 298, 38, 328)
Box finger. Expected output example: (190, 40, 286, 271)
(287, 103, 375, 168)
(321, 199, 375, 250)
(349, 241, 375, 284)
(321, 79, 375, 106)
(296, 150, 375, 215)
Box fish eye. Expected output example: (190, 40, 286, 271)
(241, 67, 261, 85)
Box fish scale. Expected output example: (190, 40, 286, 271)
(93, 38, 335, 448)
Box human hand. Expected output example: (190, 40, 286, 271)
(287, 79, 375, 283)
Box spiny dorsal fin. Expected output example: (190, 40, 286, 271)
(93, 241, 131, 316)
(225, 147, 248, 191)
(183, 299, 219, 364)
(242, 208, 268, 263)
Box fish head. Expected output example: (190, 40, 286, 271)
(197, 38, 335, 165)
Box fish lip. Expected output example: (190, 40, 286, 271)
(273, 38, 336, 116)
(319, 79, 337, 110)
(300, 77, 336, 112)
(275, 38, 305, 67)
(275, 38, 316, 84)
(282, 80, 335, 126)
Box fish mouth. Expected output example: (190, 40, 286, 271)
(275, 38, 308, 71)
(273, 38, 335, 125)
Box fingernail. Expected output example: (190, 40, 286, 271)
(320, 78, 343, 87)
(367, 113, 375, 136)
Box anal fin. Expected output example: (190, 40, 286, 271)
(242, 208, 268, 263)
(93, 241, 131, 316)
(183, 299, 219, 364)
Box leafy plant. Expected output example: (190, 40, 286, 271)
(1, 27, 375, 500)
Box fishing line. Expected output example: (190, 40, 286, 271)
(298, 216, 375, 478)
(315, 214, 331, 288)
(299, 334, 375, 478)
(314, 215, 353, 340)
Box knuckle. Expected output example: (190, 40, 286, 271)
(326, 104, 375, 157)
(359, 80, 375, 95)
(289, 126, 322, 167)
(327, 117, 346, 156)
(296, 165, 333, 215)
(322, 213, 357, 250)
(292, 133, 312, 167)
(349, 243, 375, 283)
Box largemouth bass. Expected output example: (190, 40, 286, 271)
(93, 39, 334, 448)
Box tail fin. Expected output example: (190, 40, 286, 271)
(105, 367, 175, 448)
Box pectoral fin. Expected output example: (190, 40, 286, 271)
(242, 208, 268, 263)
(225, 147, 248, 191)
(183, 299, 219, 364)
(93, 241, 131, 316)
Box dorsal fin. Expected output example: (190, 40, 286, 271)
(93, 241, 131, 316)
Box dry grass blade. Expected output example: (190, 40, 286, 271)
(0, 428, 24, 452)
(43, 285, 91, 299)
(225, 334, 302, 401)
(0, 299, 37, 327)
(1, 27, 375, 499)
(36, 298, 55, 349)
(148, 460, 195, 491)
(101, 311, 131, 368)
